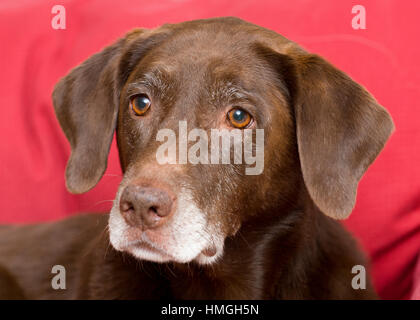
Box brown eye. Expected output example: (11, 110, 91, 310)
(227, 108, 252, 128)
(130, 94, 151, 116)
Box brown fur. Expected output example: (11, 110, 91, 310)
(0, 17, 394, 299)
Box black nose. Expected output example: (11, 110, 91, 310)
(119, 185, 174, 229)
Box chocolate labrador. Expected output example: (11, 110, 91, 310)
(0, 17, 394, 299)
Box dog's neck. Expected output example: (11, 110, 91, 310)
(165, 200, 324, 299)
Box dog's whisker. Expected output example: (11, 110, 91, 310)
(92, 200, 115, 207)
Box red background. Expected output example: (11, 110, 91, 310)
(1, 0, 419, 299)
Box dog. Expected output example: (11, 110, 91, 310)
(0, 17, 394, 299)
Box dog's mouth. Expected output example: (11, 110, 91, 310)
(123, 238, 174, 262)
(201, 246, 218, 257)
(121, 233, 217, 262)
(118, 229, 175, 262)
(117, 228, 219, 263)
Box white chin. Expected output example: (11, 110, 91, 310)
(111, 236, 223, 265)
(128, 246, 222, 264)
(129, 244, 174, 263)
(127, 241, 220, 264)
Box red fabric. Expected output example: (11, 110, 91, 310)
(1, 0, 419, 299)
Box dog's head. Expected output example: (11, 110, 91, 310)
(52, 17, 394, 264)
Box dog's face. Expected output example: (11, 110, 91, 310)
(52, 17, 394, 265)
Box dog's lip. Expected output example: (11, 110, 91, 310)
(123, 237, 174, 259)
(201, 246, 217, 257)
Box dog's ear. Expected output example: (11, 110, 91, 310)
(52, 29, 155, 194)
(256, 44, 394, 219)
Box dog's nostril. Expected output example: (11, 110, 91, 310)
(120, 201, 134, 213)
(149, 206, 158, 215)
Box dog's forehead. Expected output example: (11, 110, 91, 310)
(156, 17, 292, 50)
(128, 28, 277, 95)
(158, 25, 261, 60)
(134, 17, 291, 69)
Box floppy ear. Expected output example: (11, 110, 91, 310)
(52, 39, 124, 194)
(52, 29, 152, 194)
(257, 45, 394, 219)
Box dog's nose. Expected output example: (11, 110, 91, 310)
(119, 185, 174, 229)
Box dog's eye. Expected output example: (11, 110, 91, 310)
(227, 108, 252, 128)
(130, 94, 151, 116)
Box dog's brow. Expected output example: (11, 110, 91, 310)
(209, 80, 253, 106)
(128, 67, 173, 94)
(219, 83, 247, 99)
